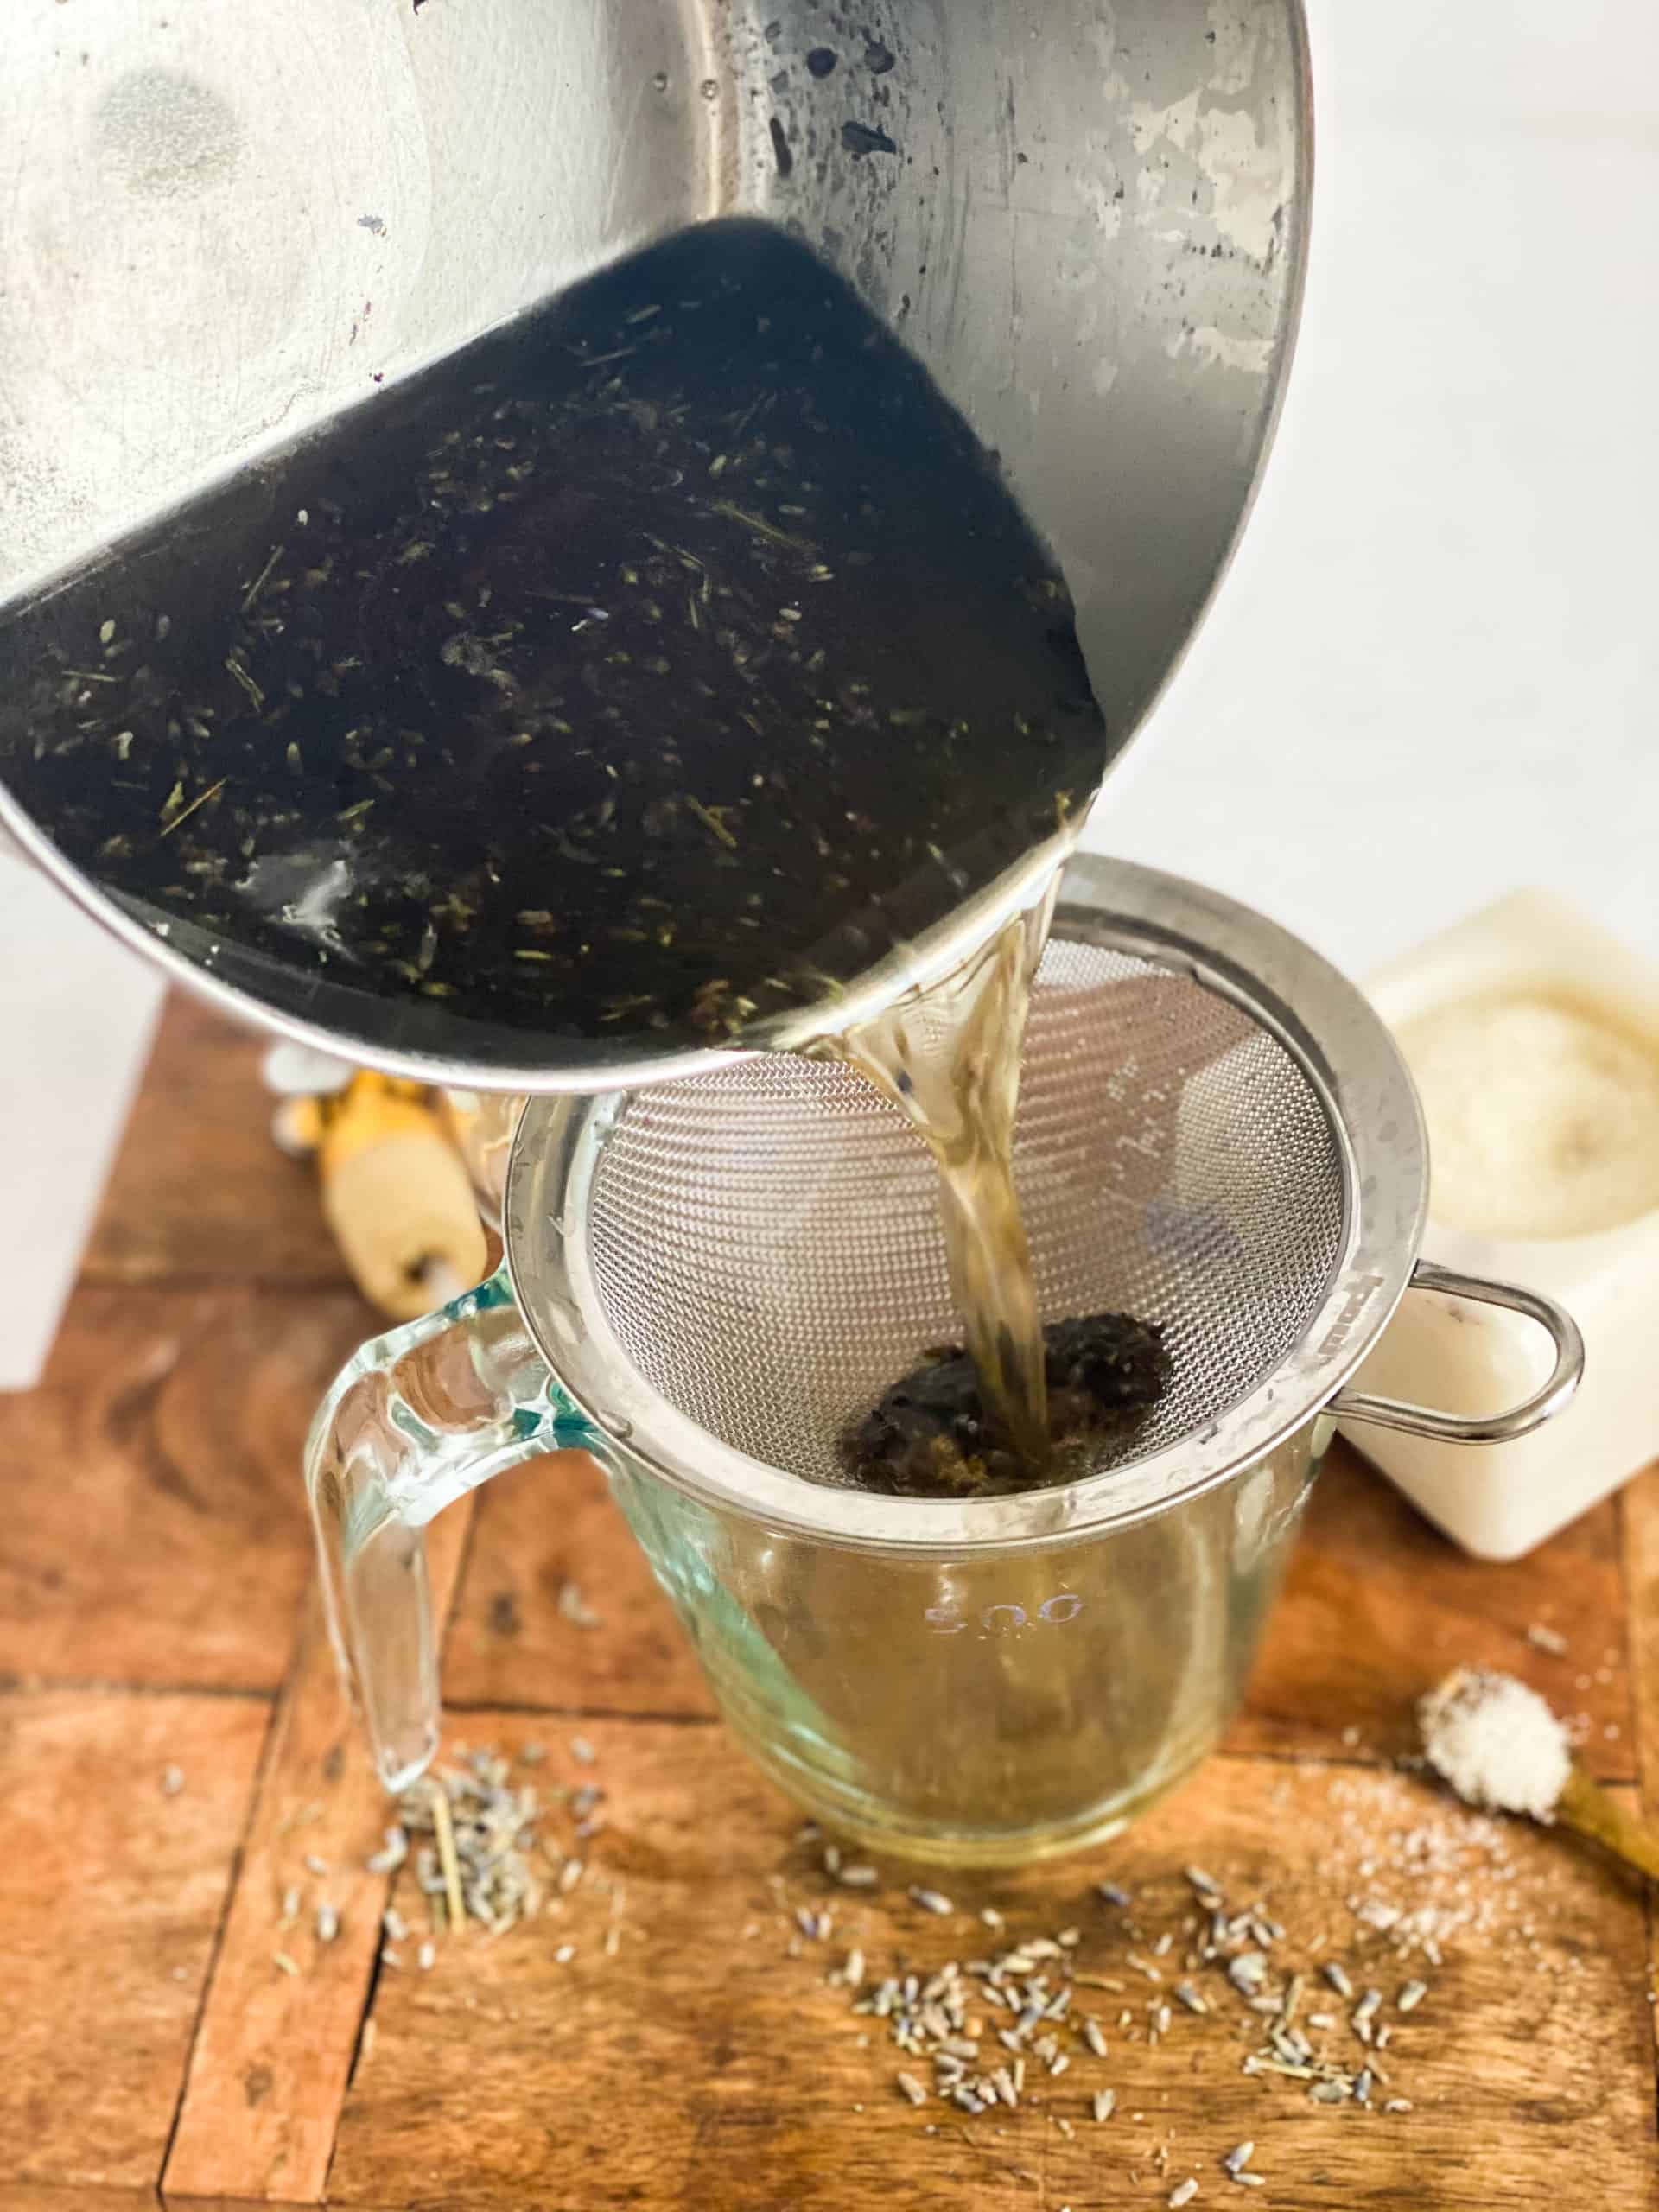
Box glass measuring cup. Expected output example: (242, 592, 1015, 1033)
(307, 860, 1580, 1865)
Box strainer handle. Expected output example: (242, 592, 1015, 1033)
(1330, 1260, 1584, 1444)
(304, 1265, 602, 1793)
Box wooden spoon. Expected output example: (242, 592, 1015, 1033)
(1421, 1666, 1659, 1879)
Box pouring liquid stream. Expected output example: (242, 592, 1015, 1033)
(831, 868, 1065, 1469)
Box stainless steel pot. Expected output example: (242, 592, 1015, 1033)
(0, 0, 1311, 1090)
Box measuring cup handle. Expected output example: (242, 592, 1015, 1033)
(304, 1264, 600, 1793)
(1330, 1259, 1584, 1444)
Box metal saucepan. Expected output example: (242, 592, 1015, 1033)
(0, 0, 1310, 1090)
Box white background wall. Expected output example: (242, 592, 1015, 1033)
(5, 0, 1657, 1384)
(0, 833, 162, 1387)
(1084, 0, 1659, 973)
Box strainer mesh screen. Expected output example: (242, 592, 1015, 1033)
(584, 936, 1347, 1485)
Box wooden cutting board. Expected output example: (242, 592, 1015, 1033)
(1, 993, 1655, 2210)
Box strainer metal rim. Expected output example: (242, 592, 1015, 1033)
(503, 855, 1429, 1554)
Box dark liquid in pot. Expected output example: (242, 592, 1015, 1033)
(0, 218, 1108, 1062)
(0, 215, 1161, 1480)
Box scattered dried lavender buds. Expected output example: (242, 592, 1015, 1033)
(365, 1826, 408, 1874)
(367, 1732, 1560, 2193)
(557, 1580, 603, 1629)
(395, 1751, 548, 1931)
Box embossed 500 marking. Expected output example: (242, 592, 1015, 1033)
(925, 1592, 1084, 1635)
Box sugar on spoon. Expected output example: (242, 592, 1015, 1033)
(1420, 1665, 1659, 1878)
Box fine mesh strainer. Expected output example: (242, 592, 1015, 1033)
(578, 939, 1344, 1486)
(308, 856, 1583, 1848)
(509, 854, 1581, 1543)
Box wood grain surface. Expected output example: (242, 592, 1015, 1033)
(327, 1723, 1656, 2212)
(0, 1690, 270, 2190)
(443, 1452, 716, 1721)
(0, 2189, 168, 2212)
(0, 1283, 369, 1694)
(85, 996, 348, 1292)
(163, 1522, 473, 2209)
(3, 995, 1657, 2208)
(1236, 1455, 1636, 1777)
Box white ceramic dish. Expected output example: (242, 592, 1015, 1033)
(1339, 890, 1659, 1559)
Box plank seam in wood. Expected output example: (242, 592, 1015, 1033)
(441, 1696, 721, 1723)
(155, 1637, 297, 2186)
(327, 1488, 489, 2176)
(159, 1503, 472, 2204)
(0, 1673, 276, 1703)
(1615, 1471, 1659, 2111)
(0, 2186, 163, 2212)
